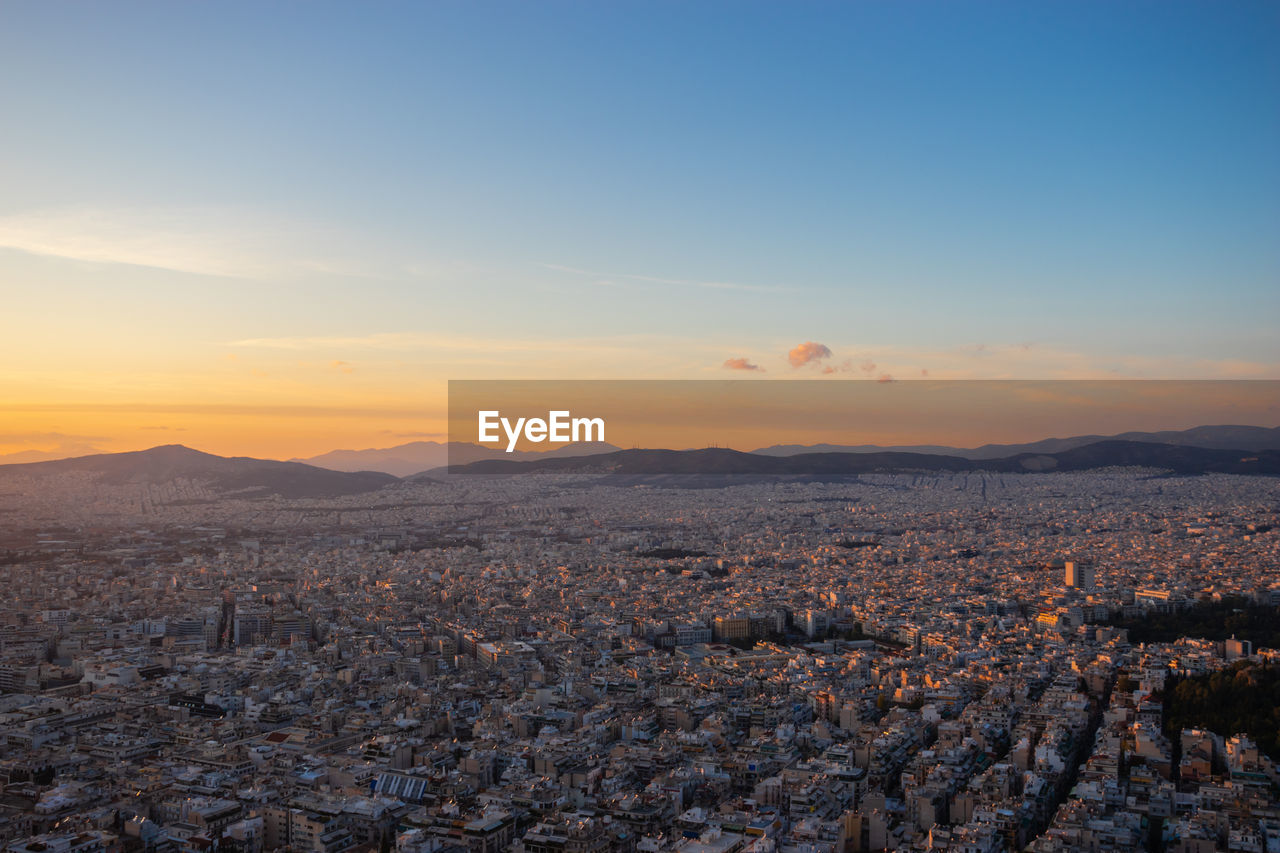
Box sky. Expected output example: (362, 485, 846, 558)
(1, 1, 1278, 459)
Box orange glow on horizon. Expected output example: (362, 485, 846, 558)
(3, 380, 1278, 463)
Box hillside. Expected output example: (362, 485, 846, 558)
(753, 424, 1280, 459)
(0, 445, 397, 498)
(448, 441, 1280, 477)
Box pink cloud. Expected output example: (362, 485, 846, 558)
(723, 357, 764, 372)
(788, 341, 832, 368)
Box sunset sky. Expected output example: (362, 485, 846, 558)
(2, 1, 1278, 460)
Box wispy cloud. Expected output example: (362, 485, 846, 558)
(539, 262, 788, 294)
(819, 358, 878, 376)
(790, 343, 1280, 381)
(228, 332, 641, 355)
(0, 403, 439, 418)
(0, 205, 375, 280)
(723, 357, 765, 372)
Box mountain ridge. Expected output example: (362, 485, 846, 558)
(0, 444, 397, 498)
(446, 440, 1280, 477)
(291, 424, 1280, 476)
(4, 424, 1278, 493)
(291, 440, 621, 476)
(751, 424, 1280, 459)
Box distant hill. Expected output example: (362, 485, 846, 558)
(293, 441, 464, 477)
(449, 441, 1280, 477)
(293, 440, 620, 476)
(8, 427, 1278, 491)
(0, 444, 397, 498)
(752, 424, 1280, 459)
(297, 425, 1278, 477)
(0, 446, 106, 464)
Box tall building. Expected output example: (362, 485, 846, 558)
(1065, 561, 1095, 590)
(713, 616, 750, 642)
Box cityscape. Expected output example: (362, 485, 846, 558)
(2, 2, 1278, 852)
(0, 435, 1277, 852)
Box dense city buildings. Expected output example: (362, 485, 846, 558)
(0, 466, 1276, 851)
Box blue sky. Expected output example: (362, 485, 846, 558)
(1, 1, 1278, 456)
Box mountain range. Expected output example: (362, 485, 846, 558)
(291, 440, 620, 477)
(0, 425, 1276, 499)
(448, 441, 1280, 477)
(751, 424, 1280, 459)
(291, 424, 1280, 476)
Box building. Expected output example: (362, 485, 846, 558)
(1064, 561, 1095, 591)
(713, 616, 750, 642)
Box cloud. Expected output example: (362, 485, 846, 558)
(801, 356, 897, 380)
(819, 358, 876, 375)
(0, 403, 438, 418)
(788, 341, 833, 368)
(229, 332, 638, 355)
(330, 360, 354, 374)
(723, 357, 764, 372)
(0, 205, 371, 280)
(540, 262, 787, 294)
